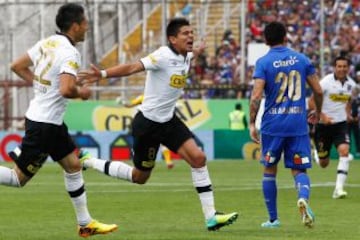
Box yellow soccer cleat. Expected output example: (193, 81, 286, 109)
(206, 212, 238, 231)
(78, 219, 118, 238)
(78, 150, 92, 170)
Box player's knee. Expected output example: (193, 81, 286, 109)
(132, 170, 150, 184)
(18, 179, 28, 187)
(16, 173, 30, 187)
(190, 152, 206, 168)
(63, 161, 83, 173)
(132, 177, 148, 184)
(319, 159, 329, 168)
(12, 167, 30, 187)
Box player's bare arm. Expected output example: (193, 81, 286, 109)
(306, 73, 323, 124)
(346, 99, 353, 122)
(249, 78, 265, 143)
(78, 61, 145, 84)
(10, 53, 34, 84)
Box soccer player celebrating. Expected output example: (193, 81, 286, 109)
(249, 22, 323, 228)
(1, 3, 117, 237)
(308, 56, 357, 199)
(78, 18, 238, 231)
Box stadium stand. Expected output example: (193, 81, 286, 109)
(1, 0, 360, 129)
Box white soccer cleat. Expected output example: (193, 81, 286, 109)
(332, 189, 347, 199)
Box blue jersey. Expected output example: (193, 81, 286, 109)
(253, 46, 315, 136)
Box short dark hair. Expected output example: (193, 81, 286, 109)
(264, 22, 286, 46)
(56, 3, 85, 32)
(235, 103, 242, 110)
(333, 55, 351, 66)
(166, 18, 190, 38)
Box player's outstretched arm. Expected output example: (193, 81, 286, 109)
(78, 61, 145, 85)
(77, 64, 102, 84)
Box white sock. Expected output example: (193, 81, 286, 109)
(105, 161, 133, 182)
(335, 156, 350, 190)
(191, 166, 216, 220)
(0, 166, 20, 187)
(90, 158, 133, 182)
(83, 157, 96, 169)
(313, 148, 320, 165)
(64, 171, 92, 226)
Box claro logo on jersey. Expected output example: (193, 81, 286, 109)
(273, 56, 299, 68)
(169, 74, 187, 88)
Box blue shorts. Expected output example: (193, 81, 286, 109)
(260, 134, 312, 169)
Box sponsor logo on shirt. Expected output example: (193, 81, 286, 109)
(273, 56, 299, 68)
(170, 74, 186, 88)
(329, 93, 350, 102)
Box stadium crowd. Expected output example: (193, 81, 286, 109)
(186, 0, 360, 99)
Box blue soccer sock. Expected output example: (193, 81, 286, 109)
(294, 172, 310, 200)
(262, 173, 277, 221)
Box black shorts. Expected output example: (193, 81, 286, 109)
(14, 118, 76, 177)
(314, 121, 350, 159)
(131, 111, 193, 171)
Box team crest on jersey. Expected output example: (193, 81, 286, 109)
(264, 151, 275, 163)
(293, 154, 309, 164)
(68, 61, 79, 70)
(170, 74, 186, 88)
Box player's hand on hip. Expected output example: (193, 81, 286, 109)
(250, 124, 260, 144)
(307, 110, 320, 124)
(320, 113, 333, 125)
(78, 86, 92, 100)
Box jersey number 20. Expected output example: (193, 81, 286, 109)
(275, 70, 301, 103)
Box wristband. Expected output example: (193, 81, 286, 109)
(100, 70, 107, 78)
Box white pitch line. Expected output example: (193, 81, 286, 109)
(16, 182, 360, 193)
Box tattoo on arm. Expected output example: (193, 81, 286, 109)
(250, 99, 261, 124)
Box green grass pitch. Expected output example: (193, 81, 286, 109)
(0, 159, 359, 240)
